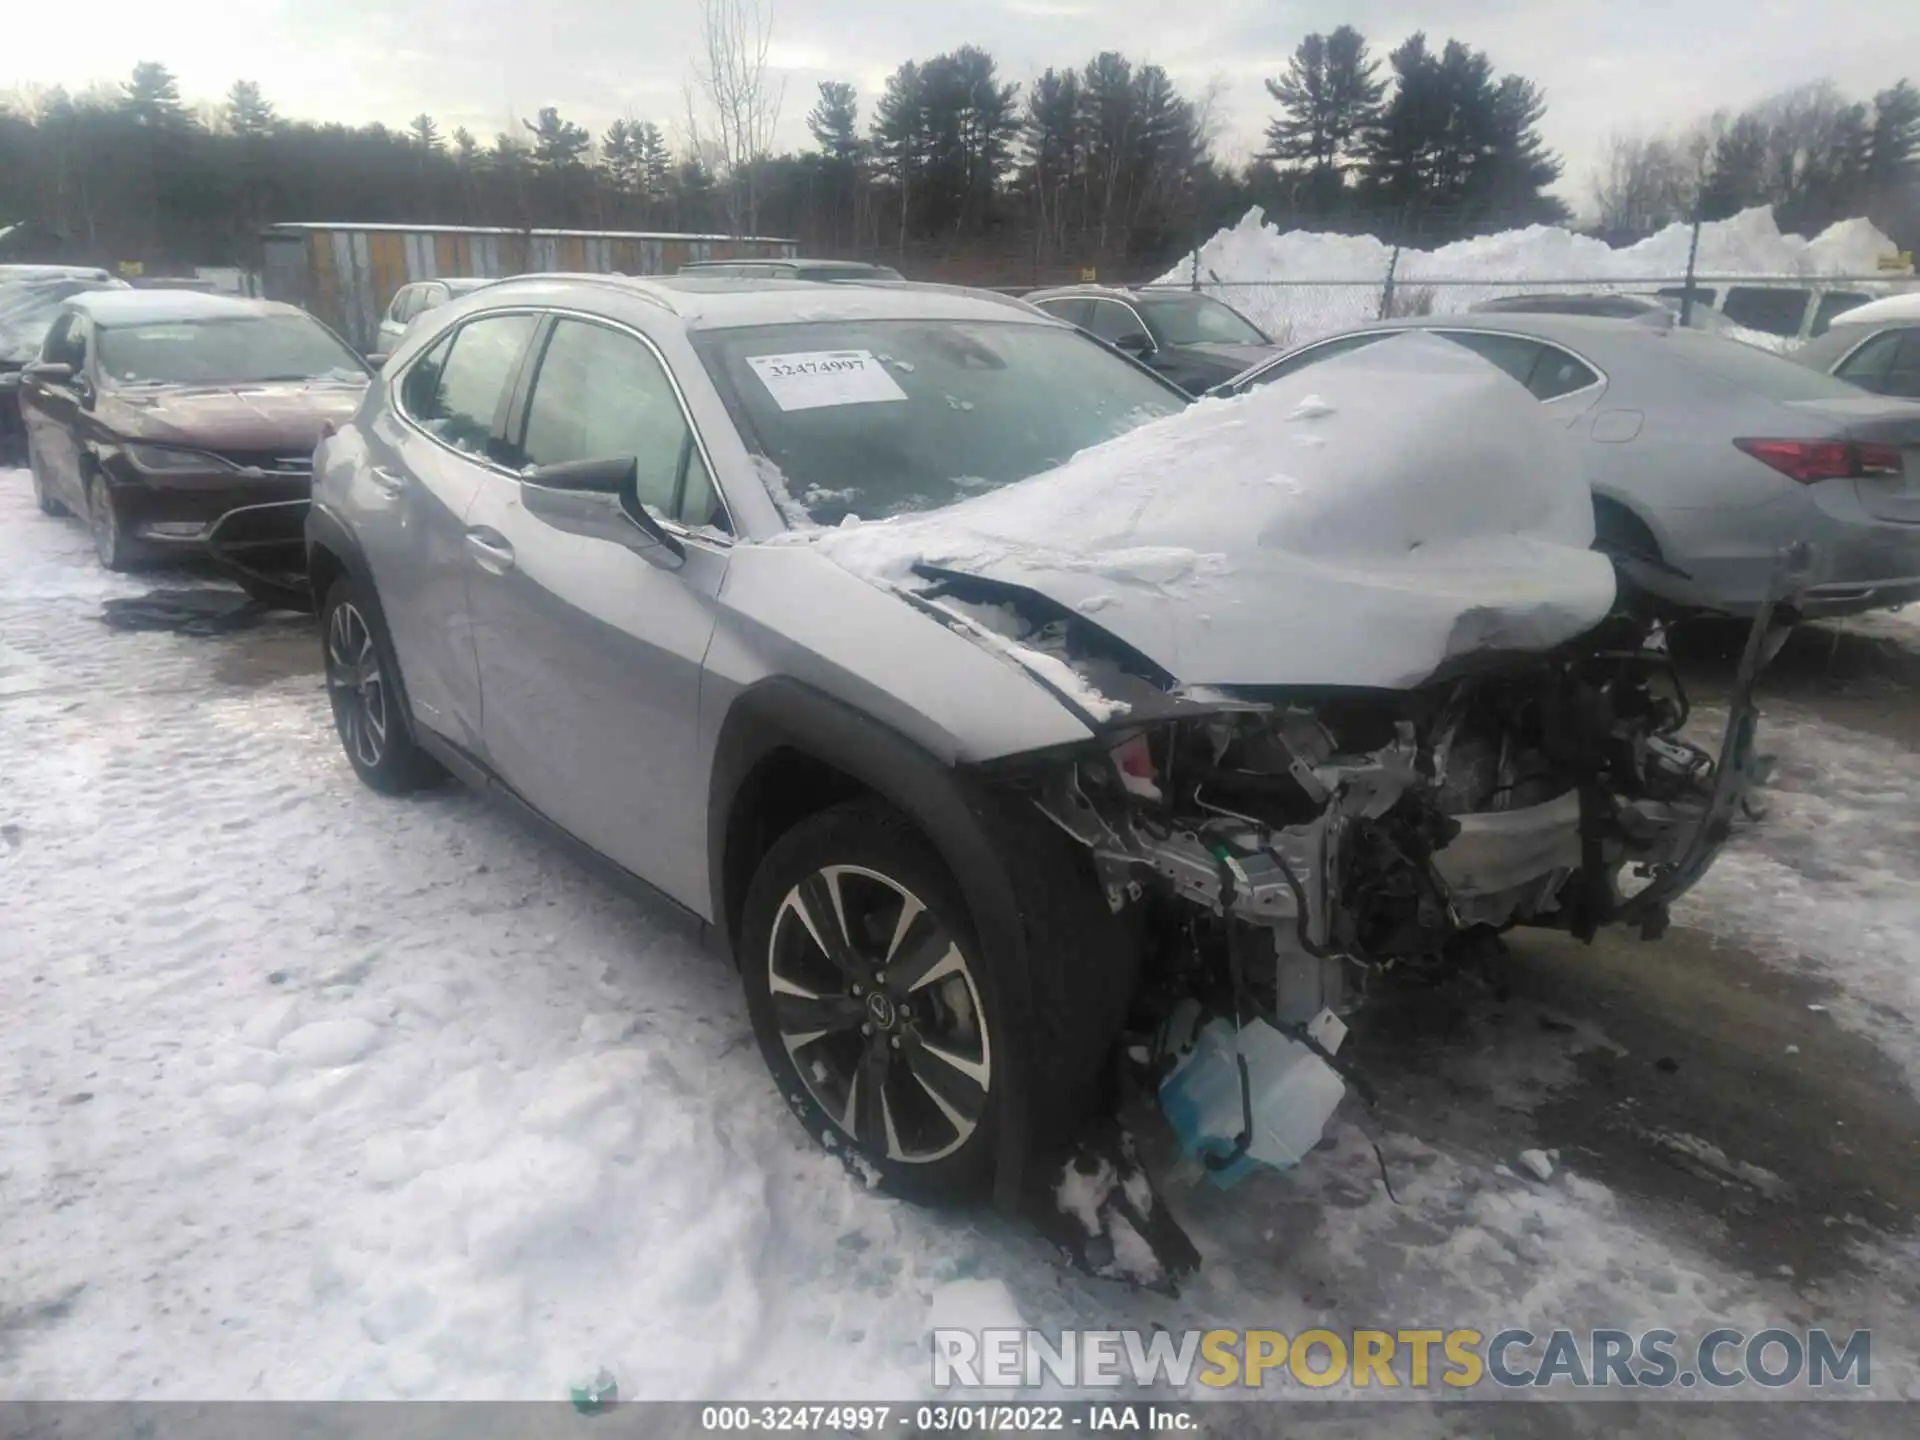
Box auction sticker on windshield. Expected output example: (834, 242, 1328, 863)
(746, 350, 908, 411)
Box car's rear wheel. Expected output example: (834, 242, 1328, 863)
(740, 800, 1005, 1202)
(85, 475, 137, 571)
(320, 574, 441, 795)
(26, 440, 67, 517)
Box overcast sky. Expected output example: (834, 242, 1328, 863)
(6, 0, 1915, 214)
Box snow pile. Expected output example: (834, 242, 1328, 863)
(1158, 205, 1905, 348)
(798, 333, 1615, 689)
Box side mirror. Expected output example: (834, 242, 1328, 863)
(365, 353, 390, 371)
(1114, 331, 1155, 356)
(521, 455, 687, 569)
(23, 360, 74, 385)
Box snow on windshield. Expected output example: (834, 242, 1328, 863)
(793, 332, 1618, 689)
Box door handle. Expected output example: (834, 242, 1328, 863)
(465, 529, 515, 574)
(369, 464, 409, 496)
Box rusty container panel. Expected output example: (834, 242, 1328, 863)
(404, 231, 436, 280)
(369, 231, 409, 325)
(305, 231, 341, 338)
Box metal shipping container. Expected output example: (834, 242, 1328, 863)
(260, 222, 800, 352)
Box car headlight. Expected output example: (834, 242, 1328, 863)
(125, 444, 237, 474)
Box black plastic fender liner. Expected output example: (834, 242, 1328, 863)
(206, 499, 315, 614)
(709, 678, 1132, 1214)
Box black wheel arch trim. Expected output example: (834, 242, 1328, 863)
(707, 676, 1049, 1212)
(305, 505, 428, 750)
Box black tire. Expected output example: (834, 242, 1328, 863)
(26, 440, 68, 517)
(740, 799, 1005, 1202)
(320, 574, 442, 795)
(85, 474, 138, 571)
(739, 796, 1135, 1204)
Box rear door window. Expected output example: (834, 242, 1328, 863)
(1034, 298, 1092, 328)
(1720, 286, 1810, 337)
(387, 286, 417, 324)
(1083, 299, 1150, 346)
(398, 312, 537, 462)
(1525, 345, 1602, 400)
(1434, 330, 1543, 387)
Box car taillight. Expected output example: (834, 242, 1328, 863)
(1856, 441, 1903, 477)
(1734, 438, 1904, 483)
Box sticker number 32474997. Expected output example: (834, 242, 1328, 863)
(745, 349, 909, 412)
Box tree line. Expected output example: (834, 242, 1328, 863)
(1592, 79, 1920, 249)
(17, 33, 1899, 286)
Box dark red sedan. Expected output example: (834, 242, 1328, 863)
(18, 289, 369, 571)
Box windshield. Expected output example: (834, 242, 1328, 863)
(96, 315, 368, 386)
(695, 318, 1187, 524)
(1136, 293, 1269, 346)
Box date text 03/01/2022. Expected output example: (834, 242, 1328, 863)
(698, 1404, 1202, 1432)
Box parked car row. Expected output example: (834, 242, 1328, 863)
(2, 266, 1904, 1271)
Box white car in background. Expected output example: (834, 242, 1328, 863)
(374, 277, 498, 357)
(1791, 293, 1920, 401)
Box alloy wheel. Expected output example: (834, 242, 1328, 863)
(768, 864, 991, 1164)
(326, 601, 389, 769)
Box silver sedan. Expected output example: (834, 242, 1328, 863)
(1218, 312, 1920, 618)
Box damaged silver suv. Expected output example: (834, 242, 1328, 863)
(304, 276, 1779, 1275)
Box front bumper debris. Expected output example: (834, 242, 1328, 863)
(205, 499, 314, 613)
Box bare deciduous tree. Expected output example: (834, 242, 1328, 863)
(691, 0, 786, 235)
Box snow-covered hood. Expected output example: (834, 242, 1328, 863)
(799, 334, 1618, 692)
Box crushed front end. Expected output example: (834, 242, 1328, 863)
(953, 571, 1794, 1287)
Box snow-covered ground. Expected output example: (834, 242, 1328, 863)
(1158, 204, 1913, 350)
(3, 468, 1917, 1421)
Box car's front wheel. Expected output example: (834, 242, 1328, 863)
(740, 800, 1005, 1203)
(85, 476, 136, 570)
(320, 575, 442, 795)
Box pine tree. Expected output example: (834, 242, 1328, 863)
(807, 82, 860, 162)
(225, 80, 277, 139)
(124, 62, 189, 129)
(409, 113, 442, 151)
(871, 61, 928, 250)
(524, 107, 591, 169)
(1262, 26, 1384, 215)
(636, 123, 672, 206)
(1700, 114, 1769, 220)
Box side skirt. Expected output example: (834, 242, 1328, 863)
(411, 725, 717, 949)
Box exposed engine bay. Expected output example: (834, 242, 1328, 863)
(915, 560, 1793, 1289)
(1036, 611, 1744, 1025)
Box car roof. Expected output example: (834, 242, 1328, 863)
(1026, 284, 1155, 303)
(0, 263, 115, 282)
(683, 258, 889, 273)
(1825, 292, 1920, 327)
(66, 289, 309, 327)
(459, 273, 1064, 331)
